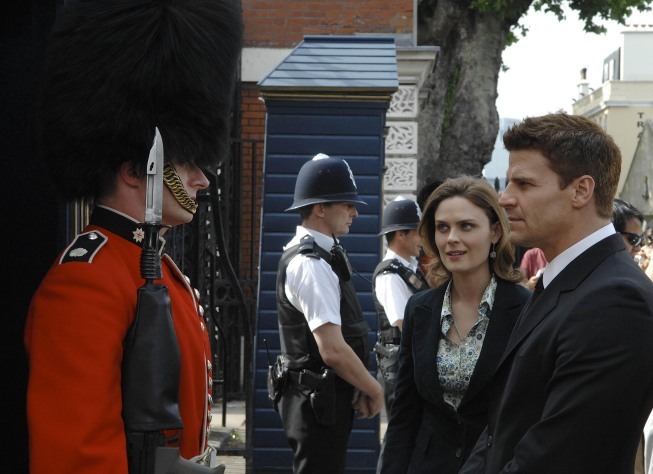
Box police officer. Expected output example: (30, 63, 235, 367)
(373, 197, 428, 413)
(24, 2, 242, 472)
(276, 153, 384, 474)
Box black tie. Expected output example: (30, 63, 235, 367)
(512, 275, 545, 334)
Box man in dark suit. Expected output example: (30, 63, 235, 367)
(460, 113, 653, 473)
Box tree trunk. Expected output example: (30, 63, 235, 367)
(416, 0, 529, 187)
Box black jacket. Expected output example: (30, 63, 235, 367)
(380, 278, 531, 473)
(460, 234, 653, 474)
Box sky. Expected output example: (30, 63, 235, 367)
(496, 5, 653, 120)
(485, 5, 653, 178)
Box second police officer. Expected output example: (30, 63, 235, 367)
(275, 153, 384, 474)
(373, 197, 429, 415)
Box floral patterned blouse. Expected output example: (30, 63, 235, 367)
(437, 275, 497, 410)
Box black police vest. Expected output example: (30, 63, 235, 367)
(373, 258, 429, 344)
(277, 236, 370, 372)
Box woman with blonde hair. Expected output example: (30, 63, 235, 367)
(379, 176, 531, 473)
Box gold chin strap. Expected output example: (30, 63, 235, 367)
(163, 163, 198, 214)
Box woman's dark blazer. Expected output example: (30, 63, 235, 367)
(378, 278, 531, 474)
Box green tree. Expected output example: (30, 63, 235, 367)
(417, 0, 652, 185)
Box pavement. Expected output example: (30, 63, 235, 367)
(209, 400, 248, 473)
(209, 399, 388, 473)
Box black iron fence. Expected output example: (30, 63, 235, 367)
(166, 138, 262, 426)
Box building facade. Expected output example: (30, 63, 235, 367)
(572, 28, 653, 195)
(239, 0, 438, 274)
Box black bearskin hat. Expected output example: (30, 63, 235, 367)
(39, 0, 243, 200)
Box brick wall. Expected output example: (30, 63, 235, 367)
(242, 0, 413, 47)
(238, 0, 414, 277)
(239, 83, 266, 278)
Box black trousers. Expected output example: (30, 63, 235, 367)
(278, 376, 354, 474)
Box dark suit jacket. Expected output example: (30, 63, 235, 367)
(460, 234, 653, 474)
(379, 278, 531, 473)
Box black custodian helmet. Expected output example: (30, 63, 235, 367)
(285, 153, 367, 211)
(379, 196, 422, 235)
(39, 0, 243, 201)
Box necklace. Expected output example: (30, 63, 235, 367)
(451, 318, 466, 343)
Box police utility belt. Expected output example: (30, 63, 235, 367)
(267, 355, 337, 426)
(374, 341, 400, 382)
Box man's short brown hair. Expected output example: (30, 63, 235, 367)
(503, 113, 621, 219)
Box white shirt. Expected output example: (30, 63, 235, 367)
(284, 226, 342, 332)
(542, 223, 616, 288)
(374, 249, 420, 326)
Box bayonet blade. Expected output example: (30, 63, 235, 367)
(145, 127, 164, 224)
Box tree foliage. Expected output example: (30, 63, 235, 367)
(416, 0, 652, 186)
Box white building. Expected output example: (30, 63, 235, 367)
(572, 27, 653, 195)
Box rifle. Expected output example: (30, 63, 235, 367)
(121, 128, 225, 474)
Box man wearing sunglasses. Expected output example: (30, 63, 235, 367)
(612, 199, 653, 474)
(613, 198, 646, 259)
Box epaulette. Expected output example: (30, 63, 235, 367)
(381, 258, 428, 292)
(375, 258, 403, 276)
(59, 230, 108, 264)
(297, 235, 320, 259)
(385, 259, 403, 274)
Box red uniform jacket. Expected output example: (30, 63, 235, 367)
(25, 206, 213, 473)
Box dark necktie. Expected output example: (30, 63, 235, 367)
(513, 275, 544, 333)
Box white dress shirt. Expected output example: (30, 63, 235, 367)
(374, 249, 420, 327)
(542, 223, 616, 288)
(284, 226, 342, 332)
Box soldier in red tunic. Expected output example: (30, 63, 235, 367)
(23, 1, 242, 472)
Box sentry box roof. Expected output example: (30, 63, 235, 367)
(258, 35, 398, 99)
